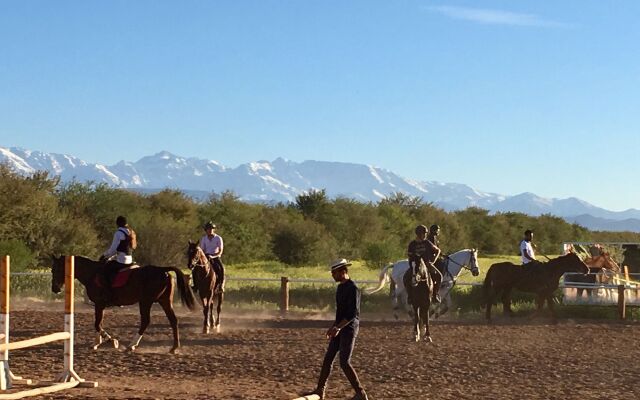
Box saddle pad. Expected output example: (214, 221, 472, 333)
(112, 264, 141, 288)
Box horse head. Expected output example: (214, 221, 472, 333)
(50, 255, 66, 294)
(558, 252, 590, 275)
(470, 249, 480, 277)
(186, 241, 209, 273)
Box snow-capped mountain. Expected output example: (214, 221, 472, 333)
(2, 146, 640, 231)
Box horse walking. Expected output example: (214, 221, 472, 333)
(482, 252, 589, 322)
(402, 260, 432, 342)
(367, 249, 480, 320)
(186, 241, 224, 333)
(51, 255, 196, 353)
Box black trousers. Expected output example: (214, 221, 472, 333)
(208, 256, 225, 283)
(317, 325, 363, 393)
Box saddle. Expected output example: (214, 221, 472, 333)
(95, 264, 141, 289)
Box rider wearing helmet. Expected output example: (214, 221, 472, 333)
(197, 221, 225, 292)
(407, 224, 442, 304)
(99, 215, 137, 304)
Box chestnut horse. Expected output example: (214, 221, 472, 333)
(186, 241, 224, 333)
(564, 253, 620, 298)
(483, 252, 589, 322)
(51, 255, 196, 353)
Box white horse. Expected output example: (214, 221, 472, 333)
(367, 249, 480, 320)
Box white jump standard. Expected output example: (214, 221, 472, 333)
(0, 255, 97, 398)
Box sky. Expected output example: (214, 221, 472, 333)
(0, 1, 639, 211)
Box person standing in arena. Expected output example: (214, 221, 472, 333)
(304, 259, 369, 400)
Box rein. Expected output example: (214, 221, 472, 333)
(191, 247, 212, 277)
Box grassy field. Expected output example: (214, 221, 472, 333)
(11, 255, 638, 320)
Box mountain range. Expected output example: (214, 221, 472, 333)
(2, 146, 640, 232)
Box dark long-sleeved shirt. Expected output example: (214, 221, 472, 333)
(335, 279, 360, 329)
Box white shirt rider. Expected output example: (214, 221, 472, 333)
(103, 227, 133, 264)
(520, 231, 536, 264)
(200, 233, 223, 258)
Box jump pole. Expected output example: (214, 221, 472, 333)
(0, 255, 97, 397)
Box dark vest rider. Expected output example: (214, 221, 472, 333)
(408, 224, 443, 304)
(99, 216, 137, 302)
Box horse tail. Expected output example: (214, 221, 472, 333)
(167, 267, 197, 311)
(481, 266, 495, 309)
(365, 263, 394, 294)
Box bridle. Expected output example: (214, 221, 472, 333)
(443, 249, 479, 278)
(188, 245, 211, 276)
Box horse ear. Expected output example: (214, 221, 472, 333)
(188, 239, 193, 245)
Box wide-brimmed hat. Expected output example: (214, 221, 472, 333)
(329, 258, 352, 272)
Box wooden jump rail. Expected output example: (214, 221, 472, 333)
(0, 255, 97, 398)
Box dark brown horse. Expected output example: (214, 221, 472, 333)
(402, 260, 432, 342)
(51, 255, 196, 353)
(186, 241, 224, 333)
(483, 252, 589, 322)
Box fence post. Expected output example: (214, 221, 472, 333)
(1, 256, 9, 390)
(280, 277, 289, 314)
(617, 284, 626, 320)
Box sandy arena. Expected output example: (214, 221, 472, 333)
(4, 303, 639, 400)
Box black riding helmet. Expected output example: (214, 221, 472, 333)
(429, 224, 440, 234)
(116, 216, 127, 227)
(415, 225, 428, 235)
(203, 221, 217, 230)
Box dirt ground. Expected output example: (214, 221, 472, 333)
(3, 302, 639, 400)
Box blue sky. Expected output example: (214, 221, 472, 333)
(1, 1, 638, 211)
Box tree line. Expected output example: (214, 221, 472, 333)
(2, 164, 639, 270)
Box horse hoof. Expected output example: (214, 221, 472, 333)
(112, 339, 119, 349)
(203, 327, 210, 334)
(215, 325, 221, 333)
(128, 345, 137, 352)
(424, 336, 433, 343)
(169, 347, 179, 354)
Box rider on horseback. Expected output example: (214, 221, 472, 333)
(194, 221, 225, 292)
(99, 215, 137, 303)
(408, 224, 442, 304)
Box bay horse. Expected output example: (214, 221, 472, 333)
(482, 252, 589, 323)
(186, 241, 224, 333)
(367, 249, 480, 320)
(51, 255, 196, 353)
(401, 259, 432, 342)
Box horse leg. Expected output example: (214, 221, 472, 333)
(546, 295, 558, 324)
(158, 294, 180, 354)
(202, 297, 211, 334)
(485, 294, 493, 323)
(502, 288, 513, 317)
(130, 300, 152, 351)
(214, 292, 223, 332)
(422, 304, 432, 343)
(529, 295, 545, 320)
(413, 306, 420, 342)
(93, 305, 119, 350)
